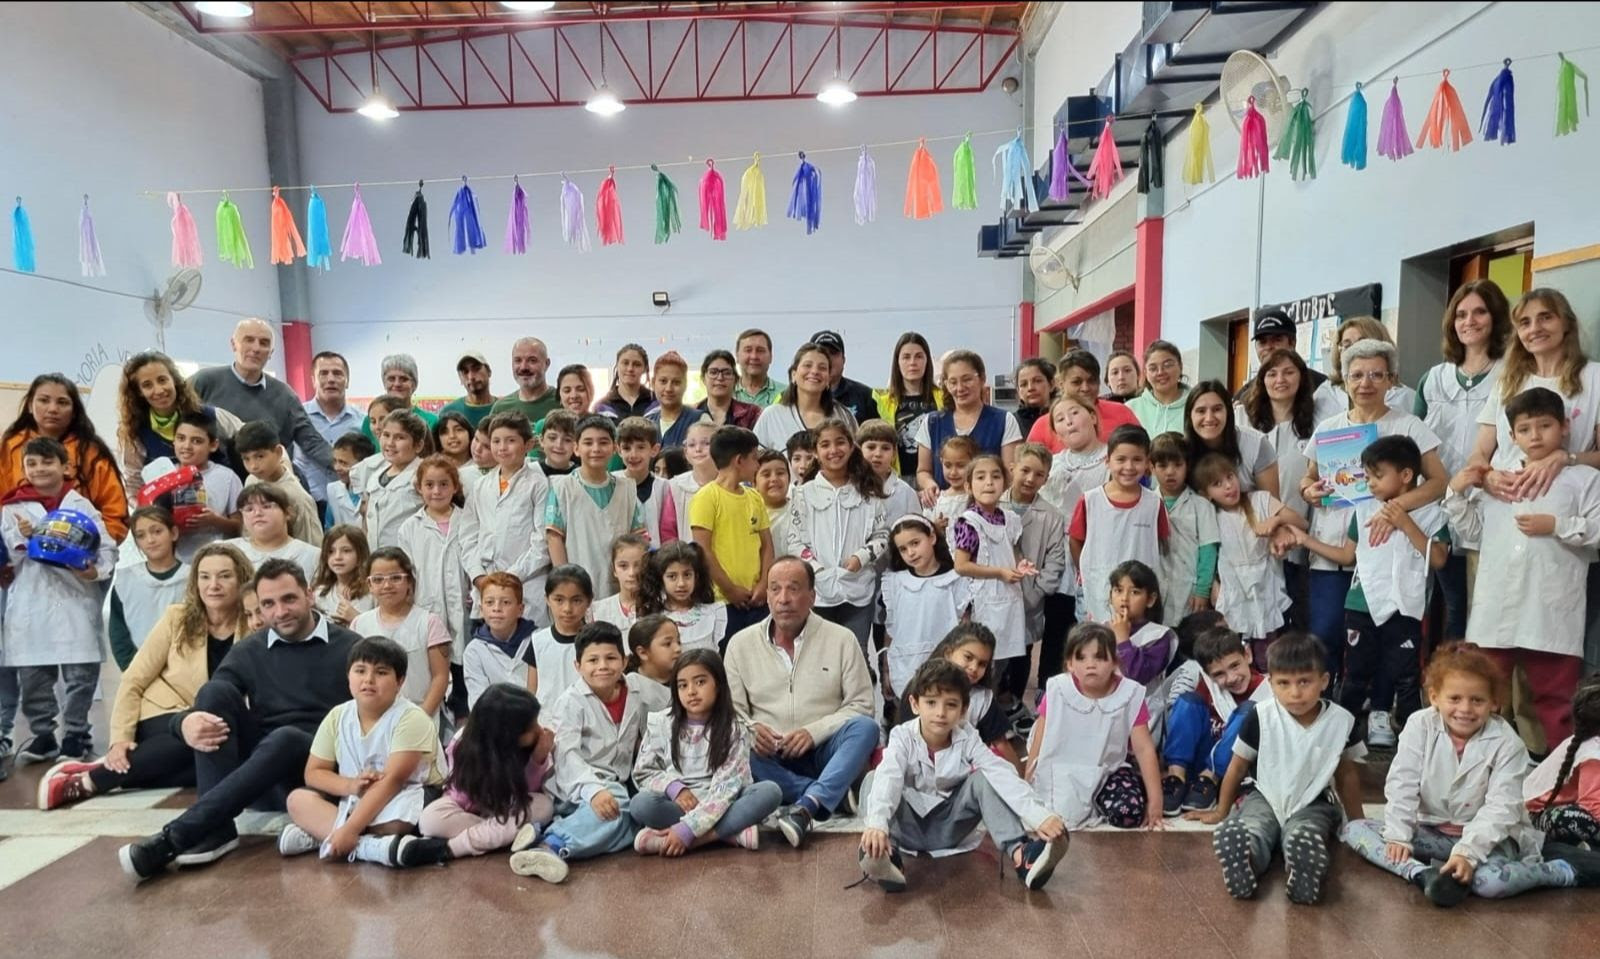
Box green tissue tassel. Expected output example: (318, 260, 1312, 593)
(216, 194, 253, 268)
(1275, 90, 1318, 181)
(1557, 53, 1589, 137)
(653, 165, 682, 244)
(951, 134, 977, 209)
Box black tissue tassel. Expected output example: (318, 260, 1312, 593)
(403, 186, 430, 258)
(1138, 120, 1164, 194)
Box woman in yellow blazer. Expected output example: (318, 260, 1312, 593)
(36, 543, 253, 810)
(872, 332, 946, 476)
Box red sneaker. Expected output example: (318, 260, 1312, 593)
(37, 761, 97, 810)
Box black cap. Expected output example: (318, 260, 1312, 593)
(1252, 308, 1295, 341)
(810, 331, 844, 353)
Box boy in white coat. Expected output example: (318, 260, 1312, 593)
(858, 659, 1068, 893)
(2, 436, 119, 764)
(459, 411, 551, 627)
(1444, 387, 1600, 752)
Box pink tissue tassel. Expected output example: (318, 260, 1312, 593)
(340, 184, 382, 266)
(168, 192, 202, 268)
(1087, 118, 1124, 199)
(699, 159, 728, 241)
(1236, 96, 1270, 179)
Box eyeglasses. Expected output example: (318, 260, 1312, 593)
(1345, 371, 1391, 384)
(1147, 360, 1178, 373)
(705, 368, 735, 379)
(367, 573, 409, 586)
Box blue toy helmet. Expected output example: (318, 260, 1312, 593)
(27, 509, 100, 570)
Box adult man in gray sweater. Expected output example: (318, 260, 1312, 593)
(191, 318, 334, 473)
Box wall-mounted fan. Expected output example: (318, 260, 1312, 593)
(143, 268, 202, 350)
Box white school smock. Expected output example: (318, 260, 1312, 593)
(1041, 444, 1107, 516)
(928, 491, 969, 530)
(1349, 500, 1446, 625)
(112, 562, 189, 651)
(788, 477, 888, 609)
(313, 585, 375, 622)
(530, 627, 581, 702)
(1444, 466, 1600, 657)
(1030, 674, 1144, 828)
(882, 569, 975, 697)
(0, 491, 118, 666)
(350, 605, 451, 714)
(1477, 364, 1600, 472)
(666, 473, 705, 544)
(223, 536, 321, 582)
(461, 631, 534, 709)
(588, 593, 639, 634)
(1420, 360, 1504, 480)
(324, 479, 362, 529)
(615, 469, 668, 549)
(880, 475, 923, 530)
(1214, 490, 1291, 638)
(361, 457, 422, 550)
(1077, 486, 1162, 624)
(549, 473, 639, 599)
(1257, 419, 1313, 566)
(1158, 488, 1220, 627)
(954, 508, 1028, 660)
(1382, 710, 1544, 865)
(396, 506, 470, 660)
(325, 698, 432, 841)
(668, 603, 728, 652)
(1236, 698, 1357, 822)
(1306, 408, 1441, 573)
(459, 463, 551, 625)
(546, 672, 672, 804)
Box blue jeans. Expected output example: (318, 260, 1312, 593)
(547, 782, 637, 860)
(749, 714, 877, 816)
(723, 604, 769, 647)
(1306, 569, 1353, 678)
(1162, 693, 1253, 777)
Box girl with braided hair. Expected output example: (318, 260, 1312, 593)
(1526, 675, 1600, 846)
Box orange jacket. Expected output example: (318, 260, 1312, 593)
(0, 431, 129, 542)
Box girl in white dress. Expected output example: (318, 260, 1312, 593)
(1041, 394, 1107, 516)
(350, 548, 453, 721)
(950, 455, 1034, 674)
(640, 540, 727, 652)
(881, 515, 973, 698)
(589, 533, 649, 633)
(311, 524, 373, 627)
(363, 409, 428, 550)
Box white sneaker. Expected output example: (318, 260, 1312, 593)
(510, 821, 542, 853)
(509, 846, 568, 884)
(277, 823, 318, 857)
(1366, 710, 1396, 748)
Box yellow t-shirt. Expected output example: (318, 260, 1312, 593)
(310, 700, 446, 785)
(687, 481, 770, 598)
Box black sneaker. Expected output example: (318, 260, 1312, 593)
(1182, 776, 1220, 812)
(1016, 836, 1068, 890)
(119, 832, 179, 882)
(1213, 824, 1259, 899)
(58, 733, 93, 762)
(392, 835, 451, 868)
(858, 846, 907, 893)
(776, 804, 814, 848)
(1545, 842, 1600, 887)
(174, 825, 240, 866)
(1282, 830, 1330, 905)
(1420, 866, 1471, 907)
(17, 732, 59, 765)
(1161, 775, 1186, 817)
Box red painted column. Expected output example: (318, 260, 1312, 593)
(1018, 301, 1037, 359)
(280, 320, 313, 400)
(1133, 215, 1164, 351)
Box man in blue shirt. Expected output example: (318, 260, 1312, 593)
(295, 351, 362, 518)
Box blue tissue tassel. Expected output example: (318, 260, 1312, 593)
(1481, 60, 1516, 145)
(305, 188, 332, 270)
(787, 152, 821, 234)
(12, 199, 35, 273)
(450, 179, 487, 254)
(1342, 83, 1368, 170)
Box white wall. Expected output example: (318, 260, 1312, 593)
(296, 88, 1025, 400)
(0, 2, 280, 393)
(1030, 2, 1144, 160)
(1161, 1, 1600, 352)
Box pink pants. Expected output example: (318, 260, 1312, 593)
(419, 793, 555, 857)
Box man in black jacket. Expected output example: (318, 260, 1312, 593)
(119, 559, 358, 881)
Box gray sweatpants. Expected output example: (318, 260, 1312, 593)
(865, 770, 1028, 854)
(1217, 790, 1341, 900)
(19, 663, 99, 740)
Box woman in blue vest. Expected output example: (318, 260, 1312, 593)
(117, 351, 240, 494)
(913, 349, 1021, 507)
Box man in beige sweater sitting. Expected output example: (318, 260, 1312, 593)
(724, 556, 876, 848)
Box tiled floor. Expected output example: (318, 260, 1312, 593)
(4, 753, 1600, 959)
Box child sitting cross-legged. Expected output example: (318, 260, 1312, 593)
(630, 648, 782, 855)
(857, 658, 1069, 893)
(419, 683, 555, 859)
(277, 637, 450, 868)
(1161, 627, 1270, 817)
(1189, 631, 1366, 905)
(509, 622, 671, 884)
(1342, 643, 1590, 906)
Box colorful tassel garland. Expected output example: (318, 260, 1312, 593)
(1183, 103, 1214, 185)
(12, 199, 35, 274)
(734, 153, 768, 230)
(1556, 53, 1589, 137)
(699, 160, 728, 241)
(595, 167, 624, 246)
(269, 186, 306, 265)
(560, 175, 589, 251)
(448, 178, 486, 255)
(1377, 79, 1414, 161)
(1236, 97, 1270, 179)
(402, 182, 430, 259)
(992, 132, 1039, 214)
(652, 165, 682, 245)
(1416, 69, 1472, 151)
(1480, 59, 1516, 145)
(1342, 83, 1368, 170)
(216, 194, 253, 269)
(1048, 127, 1070, 201)
(306, 188, 331, 270)
(505, 178, 531, 255)
(853, 147, 876, 225)
(78, 195, 105, 278)
(168, 192, 202, 268)
(904, 138, 943, 219)
(1274, 89, 1317, 181)
(1137, 119, 1164, 194)
(787, 152, 821, 234)
(951, 134, 977, 210)
(340, 185, 381, 266)
(1087, 118, 1124, 199)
